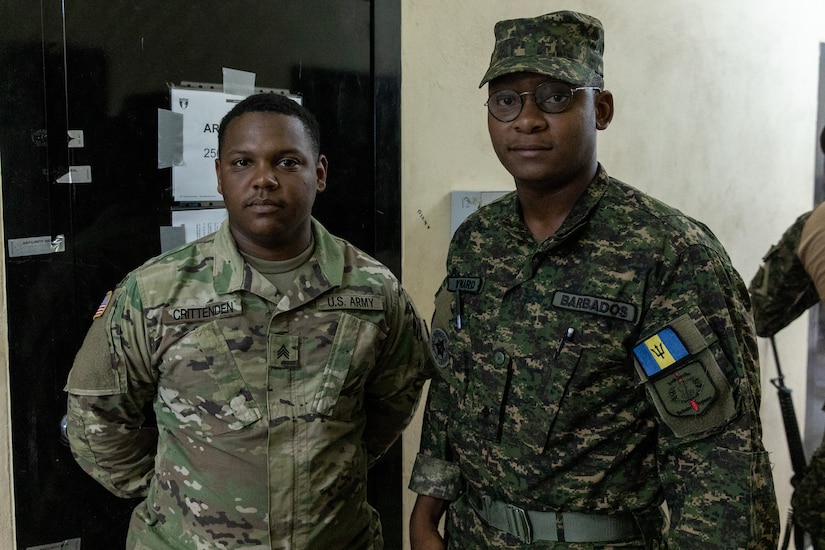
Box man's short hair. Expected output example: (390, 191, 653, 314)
(217, 93, 321, 157)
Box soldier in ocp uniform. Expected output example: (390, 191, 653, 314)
(409, 11, 779, 549)
(65, 93, 431, 549)
(749, 125, 825, 549)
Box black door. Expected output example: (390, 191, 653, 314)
(0, 1, 402, 548)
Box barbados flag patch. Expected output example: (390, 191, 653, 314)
(633, 327, 689, 377)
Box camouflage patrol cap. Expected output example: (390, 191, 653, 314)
(479, 10, 604, 88)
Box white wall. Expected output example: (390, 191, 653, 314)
(400, 1, 825, 547)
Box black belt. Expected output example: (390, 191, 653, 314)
(467, 488, 641, 544)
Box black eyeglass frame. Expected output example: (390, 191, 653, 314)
(485, 82, 602, 122)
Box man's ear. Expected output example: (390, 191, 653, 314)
(315, 154, 328, 194)
(595, 90, 614, 130)
(215, 158, 224, 195)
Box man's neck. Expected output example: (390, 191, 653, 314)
(516, 172, 593, 241)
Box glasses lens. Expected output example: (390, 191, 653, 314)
(487, 90, 522, 122)
(533, 83, 573, 114)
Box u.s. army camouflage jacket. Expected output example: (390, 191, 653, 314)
(66, 219, 430, 550)
(410, 166, 779, 549)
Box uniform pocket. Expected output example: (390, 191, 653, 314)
(158, 321, 262, 436)
(311, 313, 377, 420)
(458, 341, 514, 441)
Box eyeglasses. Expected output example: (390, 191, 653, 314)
(485, 82, 601, 122)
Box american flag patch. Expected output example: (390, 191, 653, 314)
(93, 291, 113, 319)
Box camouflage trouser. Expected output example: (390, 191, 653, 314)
(792, 432, 825, 549)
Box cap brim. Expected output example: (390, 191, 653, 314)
(479, 56, 599, 88)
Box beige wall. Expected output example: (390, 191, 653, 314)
(1, 1, 825, 548)
(400, 0, 825, 548)
(0, 157, 15, 545)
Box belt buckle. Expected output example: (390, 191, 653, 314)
(504, 503, 533, 544)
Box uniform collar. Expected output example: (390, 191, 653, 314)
(550, 164, 610, 242)
(212, 218, 344, 297)
(504, 164, 610, 246)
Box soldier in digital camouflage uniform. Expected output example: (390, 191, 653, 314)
(65, 93, 431, 549)
(409, 11, 779, 549)
(749, 125, 825, 549)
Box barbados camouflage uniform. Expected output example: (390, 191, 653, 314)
(410, 165, 779, 549)
(749, 206, 825, 548)
(66, 218, 430, 549)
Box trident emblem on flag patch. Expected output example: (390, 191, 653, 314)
(633, 327, 689, 377)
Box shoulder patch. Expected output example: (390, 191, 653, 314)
(632, 327, 689, 376)
(633, 314, 737, 438)
(430, 328, 451, 368)
(93, 290, 113, 319)
(651, 362, 716, 416)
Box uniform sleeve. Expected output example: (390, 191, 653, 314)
(362, 285, 431, 466)
(409, 377, 464, 501)
(798, 202, 825, 300)
(640, 242, 779, 549)
(748, 210, 818, 337)
(409, 283, 464, 501)
(64, 277, 159, 498)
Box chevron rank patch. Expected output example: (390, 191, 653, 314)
(633, 327, 689, 377)
(269, 334, 299, 369)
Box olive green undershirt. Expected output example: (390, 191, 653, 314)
(240, 234, 315, 292)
